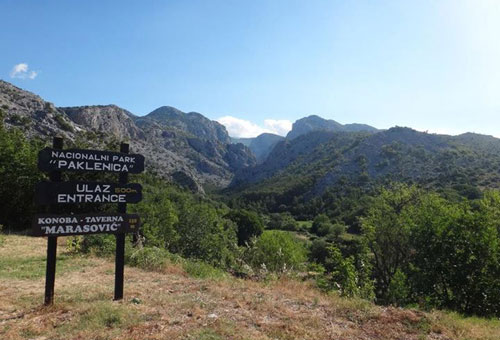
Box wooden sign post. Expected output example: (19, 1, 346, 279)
(34, 138, 144, 305)
(115, 142, 129, 301)
(44, 136, 63, 306)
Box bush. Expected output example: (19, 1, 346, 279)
(80, 234, 120, 256)
(311, 214, 335, 237)
(0, 125, 45, 231)
(245, 230, 308, 273)
(226, 209, 264, 246)
(386, 269, 409, 306)
(127, 247, 170, 271)
(182, 260, 227, 279)
(174, 202, 237, 267)
(310, 238, 329, 264)
(268, 212, 299, 231)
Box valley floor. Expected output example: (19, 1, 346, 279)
(0, 235, 499, 340)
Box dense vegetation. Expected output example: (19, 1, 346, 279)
(2, 115, 500, 317)
(227, 127, 500, 221)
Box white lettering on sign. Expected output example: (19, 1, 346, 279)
(76, 184, 111, 193)
(38, 217, 78, 224)
(50, 150, 138, 165)
(57, 194, 126, 203)
(40, 222, 121, 235)
(112, 155, 136, 163)
(51, 150, 110, 161)
(57, 160, 130, 172)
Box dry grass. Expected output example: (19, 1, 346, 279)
(1, 235, 499, 340)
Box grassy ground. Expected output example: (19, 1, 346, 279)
(1, 235, 499, 340)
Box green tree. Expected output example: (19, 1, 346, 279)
(172, 202, 236, 267)
(268, 212, 299, 231)
(226, 209, 264, 246)
(311, 214, 334, 236)
(408, 191, 500, 316)
(0, 116, 45, 231)
(323, 245, 374, 299)
(361, 184, 421, 301)
(386, 269, 409, 306)
(246, 230, 307, 272)
(130, 182, 178, 248)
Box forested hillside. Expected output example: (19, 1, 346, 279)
(228, 127, 500, 219)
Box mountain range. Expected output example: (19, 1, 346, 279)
(2, 79, 500, 197)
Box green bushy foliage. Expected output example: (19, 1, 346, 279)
(267, 212, 299, 231)
(363, 184, 500, 316)
(225, 209, 264, 246)
(80, 234, 121, 256)
(244, 230, 308, 273)
(386, 269, 409, 306)
(129, 175, 237, 269)
(0, 120, 45, 231)
(127, 246, 171, 271)
(321, 245, 374, 299)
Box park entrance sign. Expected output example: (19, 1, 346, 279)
(38, 147, 145, 173)
(33, 213, 140, 236)
(33, 137, 144, 305)
(35, 182, 142, 204)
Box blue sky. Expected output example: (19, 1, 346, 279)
(1, 0, 499, 137)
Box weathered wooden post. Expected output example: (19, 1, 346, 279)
(114, 142, 128, 301)
(44, 136, 63, 305)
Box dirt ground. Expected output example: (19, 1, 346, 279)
(1, 235, 499, 340)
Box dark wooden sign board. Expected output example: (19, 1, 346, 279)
(38, 147, 145, 173)
(35, 181, 142, 204)
(33, 213, 140, 236)
(34, 137, 144, 305)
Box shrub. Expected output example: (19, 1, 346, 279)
(311, 214, 335, 236)
(268, 212, 299, 231)
(182, 260, 227, 279)
(226, 209, 264, 246)
(245, 230, 308, 272)
(386, 269, 409, 306)
(0, 125, 45, 231)
(310, 238, 329, 264)
(80, 234, 119, 256)
(127, 247, 170, 271)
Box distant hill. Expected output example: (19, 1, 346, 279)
(230, 126, 500, 210)
(232, 133, 285, 163)
(286, 115, 378, 140)
(3, 79, 500, 200)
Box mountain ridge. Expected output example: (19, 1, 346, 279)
(3, 79, 500, 200)
(286, 114, 378, 140)
(0, 80, 255, 191)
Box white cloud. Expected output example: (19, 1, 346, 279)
(217, 116, 266, 138)
(217, 116, 292, 138)
(264, 119, 293, 136)
(10, 63, 38, 79)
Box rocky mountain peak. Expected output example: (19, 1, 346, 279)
(143, 106, 230, 144)
(59, 105, 144, 141)
(286, 115, 378, 140)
